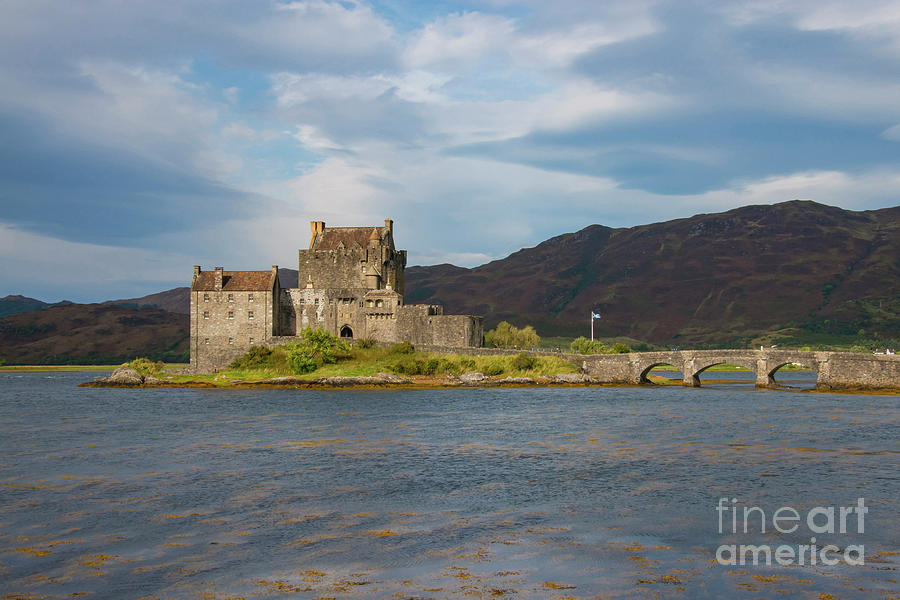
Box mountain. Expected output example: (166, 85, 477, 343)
(1, 201, 896, 364)
(0, 304, 188, 365)
(405, 201, 900, 346)
(0, 295, 72, 318)
(105, 287, 190, 314)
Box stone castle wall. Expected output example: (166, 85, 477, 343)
(190, 289, 275, 372)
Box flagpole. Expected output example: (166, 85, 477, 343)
(591, 312, 594, 341)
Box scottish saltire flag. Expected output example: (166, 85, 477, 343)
(591, 312, 601, 319)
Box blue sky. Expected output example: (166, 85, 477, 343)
(2, 0, 900, 302)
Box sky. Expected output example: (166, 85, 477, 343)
(2, 0, 900, 302)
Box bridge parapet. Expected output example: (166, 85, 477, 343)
(581, 349, 899, 391)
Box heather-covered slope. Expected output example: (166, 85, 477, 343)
(405, 201, 900, 345)
(0, 304, 188, 364)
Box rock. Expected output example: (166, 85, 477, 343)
(551, 373, 585, 384)
(459, 371, 486, 384)
(142, 375, 166, 385)
(259, 376, 308, 385)
(374, 372, 411, 384)
(103, 367, 143, 385)
(498, 376, 535, 384)
(314, 375, 410, 386)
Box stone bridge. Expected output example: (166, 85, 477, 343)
(580, 349, 900, 390)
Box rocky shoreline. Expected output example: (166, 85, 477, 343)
(81, 367, 898, 393)
(80, 366, 614, 389)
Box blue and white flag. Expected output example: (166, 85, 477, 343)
(591, 312, 601, 319)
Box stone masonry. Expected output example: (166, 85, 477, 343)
(190, 219, 483, 371)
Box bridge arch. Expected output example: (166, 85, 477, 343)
(639, 361, 683, 384)
(689, 359, 757, 387)
(766, 360, 819, 388)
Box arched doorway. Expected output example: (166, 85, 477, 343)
(340, 325, 353, 338)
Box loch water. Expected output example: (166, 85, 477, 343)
(1, 372, 898, 599)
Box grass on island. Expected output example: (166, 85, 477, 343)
(129, 340, 579, 386)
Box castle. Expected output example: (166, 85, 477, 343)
(189, 219, 483, 371)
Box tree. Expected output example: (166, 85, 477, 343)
(484, 321, 540, 348)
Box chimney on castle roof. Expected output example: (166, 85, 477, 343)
(309, 221, 325, 249)
(214, 267, 223, 291)
(193, 265, 201, 278)
(384, 218, 393, 234)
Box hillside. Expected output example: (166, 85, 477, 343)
(0, 304, 188, 365)
(0, 295, 72, 318)
(105, 287, 190, 314)
(405, 201, 900, 346)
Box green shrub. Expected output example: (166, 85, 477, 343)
(391, 357, 420, 375)
(287, 344, 318, 374)
(569, 337, 632, 354)
(457, 358, 477, 373)
(512, 352, 537, 371)
(482, 360, 505, 376)
(123, 357, 165, 376)
(356, 337, 376, 349)
(390, 355, 459, 376)
(229, 345, 274, 369)
(485, 321, 540, 348)
(281, 327, 349, 374)
(570, 336, 607, 354)
(389, 341, 415, 355)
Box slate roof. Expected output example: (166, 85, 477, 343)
(191, 270, 278, 292)
(312, 226, 385, 251)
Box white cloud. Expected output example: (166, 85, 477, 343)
(882, 123, 900, 141)
(404, 12, 516, 70)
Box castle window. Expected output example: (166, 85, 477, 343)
(359, 301, 363, 307)
(249, 337, 254, 344)
(366, 299, 374, 307)
(203, 311, 210, 319)
(362, 266, 366, 273)
(329, 298, 334, 305)
(204, 338, 209, 345)
(300, 298, 304, 305)
(375, 299, 383, 308)
(314, 298, 319, 305)
(228, 311, 234, 319)
(248, 310, 254, 319)
(248, 293, 254, 302)
(227, 293, 234, 302)
(203, 293, 209, 302)
(228, 337, 234, 345)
